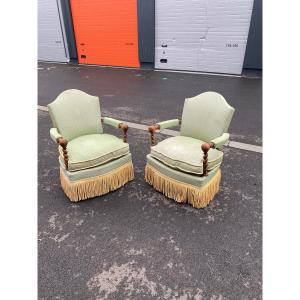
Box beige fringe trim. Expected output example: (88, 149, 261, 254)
(145, 164, 221, 209)
(60, 162, 134, 202)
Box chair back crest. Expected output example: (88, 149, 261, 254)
(48, 89, 103, 141)
(180, 92, 235, 141)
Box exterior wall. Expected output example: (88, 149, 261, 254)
(155, 0, 254, 74)
(138, 0, 155, 63)
(38, 0, 69, 62)
(70, 0, 140, 67)
(243, 0, 262, 69)
(59, 0, 77, 59)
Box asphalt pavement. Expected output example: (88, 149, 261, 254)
(38, 69, 262, 300)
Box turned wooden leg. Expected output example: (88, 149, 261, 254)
(57, 137, 69, 170)
(201, 142, 215, 177)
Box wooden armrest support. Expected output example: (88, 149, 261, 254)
(101, 117, 129, 143)
(148, 124, 161, 146)
(57, 137, 69, 170)
(118, 123, 129, 143)
(201, 142, 215, 177)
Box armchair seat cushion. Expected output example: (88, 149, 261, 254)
(59, 134, 130, 172)
(150, 136, 223, 175)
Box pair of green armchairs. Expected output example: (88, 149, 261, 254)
(48, 89, 234, 208)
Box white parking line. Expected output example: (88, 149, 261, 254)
(227, 141, 262, 153)
(38, 105, 48, 111)
(38, 106, 262, 153)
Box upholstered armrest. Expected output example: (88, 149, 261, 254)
(50, 128, 69, 170)
(50, 128, 62, 143)
(148, 119, 181, 146)
(157, 119, 181, 130)
(102, 117, 129, 143)
(200, 133, 229, 176)
(211, 133, 229, 149)
(102, 117, 122, 128)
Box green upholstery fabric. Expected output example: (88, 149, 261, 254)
(147, 155, 219, 188)
(59, 134, 129, 172)
(48, 89, 103, 141)
(180, 92, 235, 142)
(50, 128, 62, 143)
(150, 136, 223, 175)
(211, 133, 230, 149)
(158, 119, 180, 130)
(61, 153, 132, 181)
(103, 117, 122, 128)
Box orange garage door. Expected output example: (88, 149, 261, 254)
(70, 0, 140, 67)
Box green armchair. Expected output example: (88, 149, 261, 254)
(146, 92, 235, 208)
(48, 89, 134, 202)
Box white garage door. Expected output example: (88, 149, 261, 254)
(155, 0, 254, 74)
(38, 0, 69, 62)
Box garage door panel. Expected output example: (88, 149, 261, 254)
(155, 48, 198, 71)
(70, 0, 140, 67)
(155, 0, 254, 74)
(38, 0, 69, 62)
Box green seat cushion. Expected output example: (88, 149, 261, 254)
(61, 153, 133, 181)
(59, 134, 130, 172)
(150, 136, 223, 175)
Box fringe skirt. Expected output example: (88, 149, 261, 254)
(145, 163, 221, 209)
(60, 162, 134, 202)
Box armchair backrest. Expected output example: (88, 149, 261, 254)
(48, 89, 103, 141)
(180, 92, 235, 142)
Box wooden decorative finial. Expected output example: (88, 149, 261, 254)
(118, 123, 129, 143)
(148, 124, 160, 146)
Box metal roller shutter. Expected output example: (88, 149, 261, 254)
(155, 0, 254, 74)
(38, 0, 69, 62)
